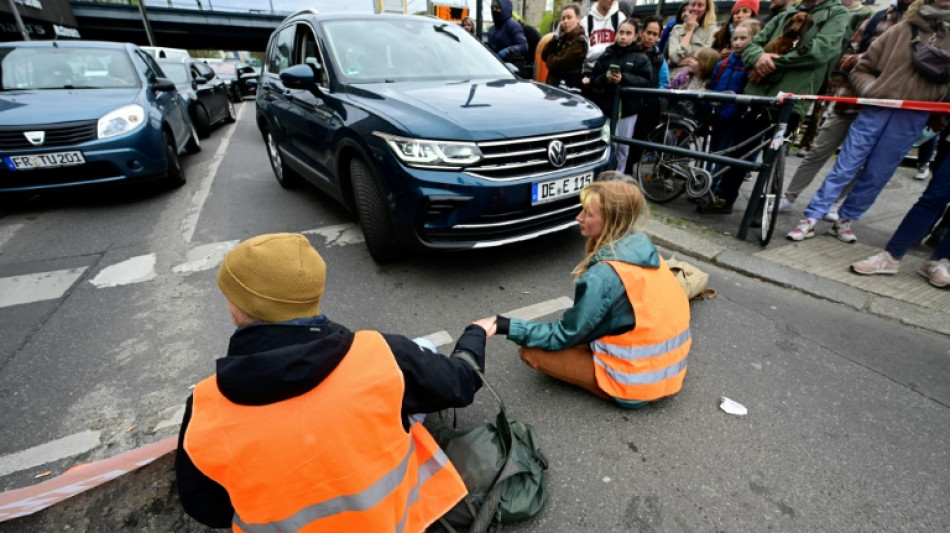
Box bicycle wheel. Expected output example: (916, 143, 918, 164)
(758, 144, 786, 246)
(636, 121, 698, 204)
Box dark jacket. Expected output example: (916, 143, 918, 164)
(175, 316, 487, 528)
(488, 0, 528, 61)
(591, 42, 653, 117)
(542, 25, 588, 89)
(708, 52, 748, 120)
(497, 231, 660, 350)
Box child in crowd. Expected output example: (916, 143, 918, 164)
(707, 20, 761, 162)
(666, 46, 718, 91)
(592, 19, 653, 174)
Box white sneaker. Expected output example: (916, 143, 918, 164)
(829, 219, 857, 243)
(919, 258, 950, 288)
(787, 219, 816, 241)
(914, 167, 931, 180)
(824, 203, 840, 223)
(779, 197, 793, 213)
(852, 251, 900, 275)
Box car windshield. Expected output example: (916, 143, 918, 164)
(322, 18, 513, 83)
(160, 62, 189, 84)
(0, 46, 140, 90)
(209, 62, 236, 75)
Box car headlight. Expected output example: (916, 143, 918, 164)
(375, 132, 482, 167)
(98, 104, 146, 139)
(601, 121, 611, 145)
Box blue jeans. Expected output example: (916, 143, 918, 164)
(804, 107, 929, 221)
(886, 154, 950, 261)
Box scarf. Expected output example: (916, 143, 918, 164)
(919, 4, 950, 34)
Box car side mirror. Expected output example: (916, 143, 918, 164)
(194, 75, 208, 85)
(152, 77, 177, 92)
(280, 64, 319, 91)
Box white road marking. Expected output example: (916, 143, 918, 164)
(419, 330, 454, 348)
(504, 296, 574, 320)
(303, 224, 365, 247)
(172, 240, 239, 274)
(0, 430, 100, 478)
(180, 103, 247, 244)
(88, 254, 156, 288)
(0, 223, 24, 256)
(0, 267, 88, 309)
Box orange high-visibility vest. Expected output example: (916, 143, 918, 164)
(184, 330, 467, 533)
(591, 259, 691, 401)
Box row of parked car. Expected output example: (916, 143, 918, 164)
(0, 40, 253, 195)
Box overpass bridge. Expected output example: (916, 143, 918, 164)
(69, 1, 286, 51)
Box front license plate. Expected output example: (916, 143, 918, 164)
(4, 151, 86, 171)
(531, 172, 593, 205)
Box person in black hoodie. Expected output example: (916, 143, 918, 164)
(175, 233, 494, 529)
(591, 19, 654, 175)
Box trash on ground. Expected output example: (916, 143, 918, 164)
(719, 397, 748, 416)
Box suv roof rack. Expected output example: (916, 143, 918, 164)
(284, 8, 317, 20)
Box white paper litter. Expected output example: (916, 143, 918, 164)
(719, 397, 748, 416)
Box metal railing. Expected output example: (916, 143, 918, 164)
(607, 87, 797, 242)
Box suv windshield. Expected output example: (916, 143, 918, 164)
(322, 19, 513, 82)
(0, 47, 140, 90)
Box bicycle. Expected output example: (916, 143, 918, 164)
(635, 106, 788, 246)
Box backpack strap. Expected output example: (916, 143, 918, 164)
(860, 8, 889, 53)
(611, 10, 620, 32)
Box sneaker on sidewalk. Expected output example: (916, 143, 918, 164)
(918, 258, 950, 288)
(796, 147, 809, 158)
(914, 166, 931, 181)
(851, 251, 900, 275)
(787, 218, 816, 241)
(823, 203, 840, 222)
(829, 219, 857, 243)
(779, 196, 793, 213)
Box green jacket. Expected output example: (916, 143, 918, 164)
(507, 231, 659, 351)
(741, 0, 850, 115)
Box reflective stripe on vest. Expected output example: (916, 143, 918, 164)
(591, 259, 691, 401)
(184, 330, 467, 533)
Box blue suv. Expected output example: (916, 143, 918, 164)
(0, 41, 199, 195)
(256, 12, 610, 262)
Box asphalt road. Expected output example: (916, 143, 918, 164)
(1, 101, 948, 532)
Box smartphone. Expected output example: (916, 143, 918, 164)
(609, 64, 620, 76)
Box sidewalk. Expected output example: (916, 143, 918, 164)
(641, 150, 950, 337)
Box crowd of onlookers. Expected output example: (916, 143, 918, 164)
(470, 0, 950, 289)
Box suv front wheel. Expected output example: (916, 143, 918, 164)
(351, 158, 403, 263)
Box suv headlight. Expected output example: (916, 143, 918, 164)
(98, 104, 146, 139)
(601, 121, 611, 145)
(375, 132, 482, 167)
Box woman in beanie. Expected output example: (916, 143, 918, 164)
(667, 0, 718, 76)
(712, 0, 760, 59)
(176, 233, 496, 531)
(788, 0, 950, 243)
(478, 179, 691, 409)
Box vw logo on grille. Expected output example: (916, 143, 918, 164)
(24, 131, 45, 146)
(547, 139, 566, 168)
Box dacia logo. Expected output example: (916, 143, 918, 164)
(547, 139, 566, 168)
(24, 131, 45, 146)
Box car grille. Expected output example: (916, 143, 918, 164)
(424, 196, 580, 243)
(0, 161, 121, 189)
(0, 121, 99, 151)
(466, 127, 607, 181)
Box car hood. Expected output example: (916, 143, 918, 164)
(0, 89, 141, 124)
(345, 79, 604, 141)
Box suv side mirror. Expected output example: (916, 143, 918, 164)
(152, 77, 177, 92)
(280, 64, 318, 90)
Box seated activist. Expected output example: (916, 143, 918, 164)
(478, 178, 691, 408)
(175, 233, 495, 531)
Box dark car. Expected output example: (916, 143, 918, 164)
(207, 60, 257, 102)
(159, 58, 235, 138)
(256, 13, 610, 262)
(0, 41, 200, 194)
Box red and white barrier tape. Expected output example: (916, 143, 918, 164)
(778, 92, 950, 113)
(0, 437, 176, 522)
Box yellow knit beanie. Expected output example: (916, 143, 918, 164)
(217, 233, 325, 323)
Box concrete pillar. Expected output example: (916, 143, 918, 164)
(520, 0, 545, 27)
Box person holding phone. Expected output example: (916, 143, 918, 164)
(541, 3, 589, 90)
(591, 19, 653, 173)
